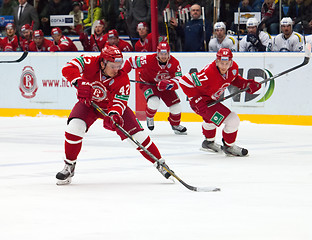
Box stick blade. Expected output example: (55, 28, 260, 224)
(196, 186, 221, 192)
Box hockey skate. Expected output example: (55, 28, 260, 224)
(154, 159, 175, 182)
(221, 139, 248, 157)
(201, 140, 222, 153)
(56, 162, 76, 185)
(171, 125, 187, 135)
(146, 117, 154, 131)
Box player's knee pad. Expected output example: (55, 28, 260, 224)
(127, 130, 149, 147)
(147, 96, 160, 110)
(169, 103, 181, 115)
(66, 118, 87, 138)
(223, 112, 240, 133)
(202, 121, 217, 130)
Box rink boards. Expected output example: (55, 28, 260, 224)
(0, 51, 311, 125)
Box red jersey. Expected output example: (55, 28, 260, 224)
(135, 33, 153, 52)
(2, 35, 20, 51)
(179, 60, 248, 102)
(62, 55, 130, 116)
(105, 39, 133, 52)
(50, 36, 78, 52)
(21, 38, 33, 51)
(28, 39, 53, 52)
(123, 53, 182, 84)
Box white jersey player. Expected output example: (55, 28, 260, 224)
(239, 18, 272, 52)
(273, 17, 304, 52)
(209, 22, 237, 52)
(306, 35, 312, 48)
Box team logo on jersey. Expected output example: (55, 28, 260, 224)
(155, 70, 170, 82)
(19, 66, 38, 98)
(91, 82, 107, 101)
(232, 69, 237, 76)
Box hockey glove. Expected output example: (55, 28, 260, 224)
(245, 80, 261, 94)
(77, 79, 93, 106)
(157, 80, 178, 91)
(103, 113, 124, 131)
(247, 34, 266, 52)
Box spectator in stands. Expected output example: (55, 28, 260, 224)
(49, 27, 78, 52)
(219, 0, 240, 32)
(170, 3, 212, 52)
(105, 29, 133, 51)
(272, 17, 304, 51)
(252, 0, 264, 12)
(13, 0, 39, 35)
(134, 22, 153, 52)
(0, 0, 18, 16)
(69, 1, 84, 35)
(20, 23, 33, 51)
(2, 23, 20, 51)
(238, 0, 254, 11)
(209, 22, 237, 52)
(287, 0, 311, 33)
(28, 29, 53, 51)
(239, 17, 272, 51)
(79, 19, 108, 51)
(125, 0, 150, 39)
(260, 0, 281, 35)
(40, 0, 72, 35)
(83, 0, 102, 34)
(101, 0, 119, 30)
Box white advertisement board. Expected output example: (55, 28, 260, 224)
(0, 52, 311, 117)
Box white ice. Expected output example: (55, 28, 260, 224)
(0, 116, 312, 240)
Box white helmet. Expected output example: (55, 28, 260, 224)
(214, 22, 226, 31)
(246, 18, 259, 27)
(280, 17, 293, 26)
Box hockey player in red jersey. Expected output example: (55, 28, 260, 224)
(105, 29, 133, 52)
(123, 41, 187, 135)
(56, 45, 174, 185)
(28, 30, 53, 52)
(50, 27, 78, 52)
(20, 24, 33, 51)
(134, 22, 153, 52)
(79, 20, 108, 51)
(2, 23, 20, 51)
(179, 48, 261, 156)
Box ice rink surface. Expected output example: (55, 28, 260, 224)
(0, 116, 311, 240)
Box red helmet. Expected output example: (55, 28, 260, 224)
(157, 42, 170, 54)
(216, 48, 233, 61)
(100, 45, 123, 63)
(51, 27, 62, 36)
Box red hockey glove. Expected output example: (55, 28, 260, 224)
(157, 80, 178, 91)
(103, 113, 124, 131)
(77, 79, 93, 106)
(245, 80, 261, 94)
(189, 96, 210, 115)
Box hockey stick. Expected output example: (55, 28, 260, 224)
(91, 101, 220, 192)
(130, 79, 156, 85)
(202, 6, 207, 51)
(207, 44, 311, 107)
(0, 51, 28, 63)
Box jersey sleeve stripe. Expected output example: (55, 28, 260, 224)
(294, 33, 302, 42)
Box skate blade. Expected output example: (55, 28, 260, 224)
(200, 147, 223, 153)
(56, 177, 72, 185)
(173, 130, 187, 135)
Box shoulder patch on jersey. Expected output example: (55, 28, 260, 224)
(229, 37, 235, 44)
(136, 57, 142, 68)
(191, 72, 201, 86)
(75, 56, 85, 68)
(175, 71, 182, 77)
(232, 69, 237, 75)
(294, 33, 302, 42)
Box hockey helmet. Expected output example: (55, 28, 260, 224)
(51, 27, 62, 36)
(280, 17, 293, 26)
(157, 42, 170, 54)
(216, 48, 233, 61)
(107, 29, 119, 38)
(214, 22, 226, 31)
(21, 24, 31, 32)
(246, 18, 259, 27)
(100, 45, 123, 63)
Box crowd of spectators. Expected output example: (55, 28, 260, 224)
(0, 0, 311, 52)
